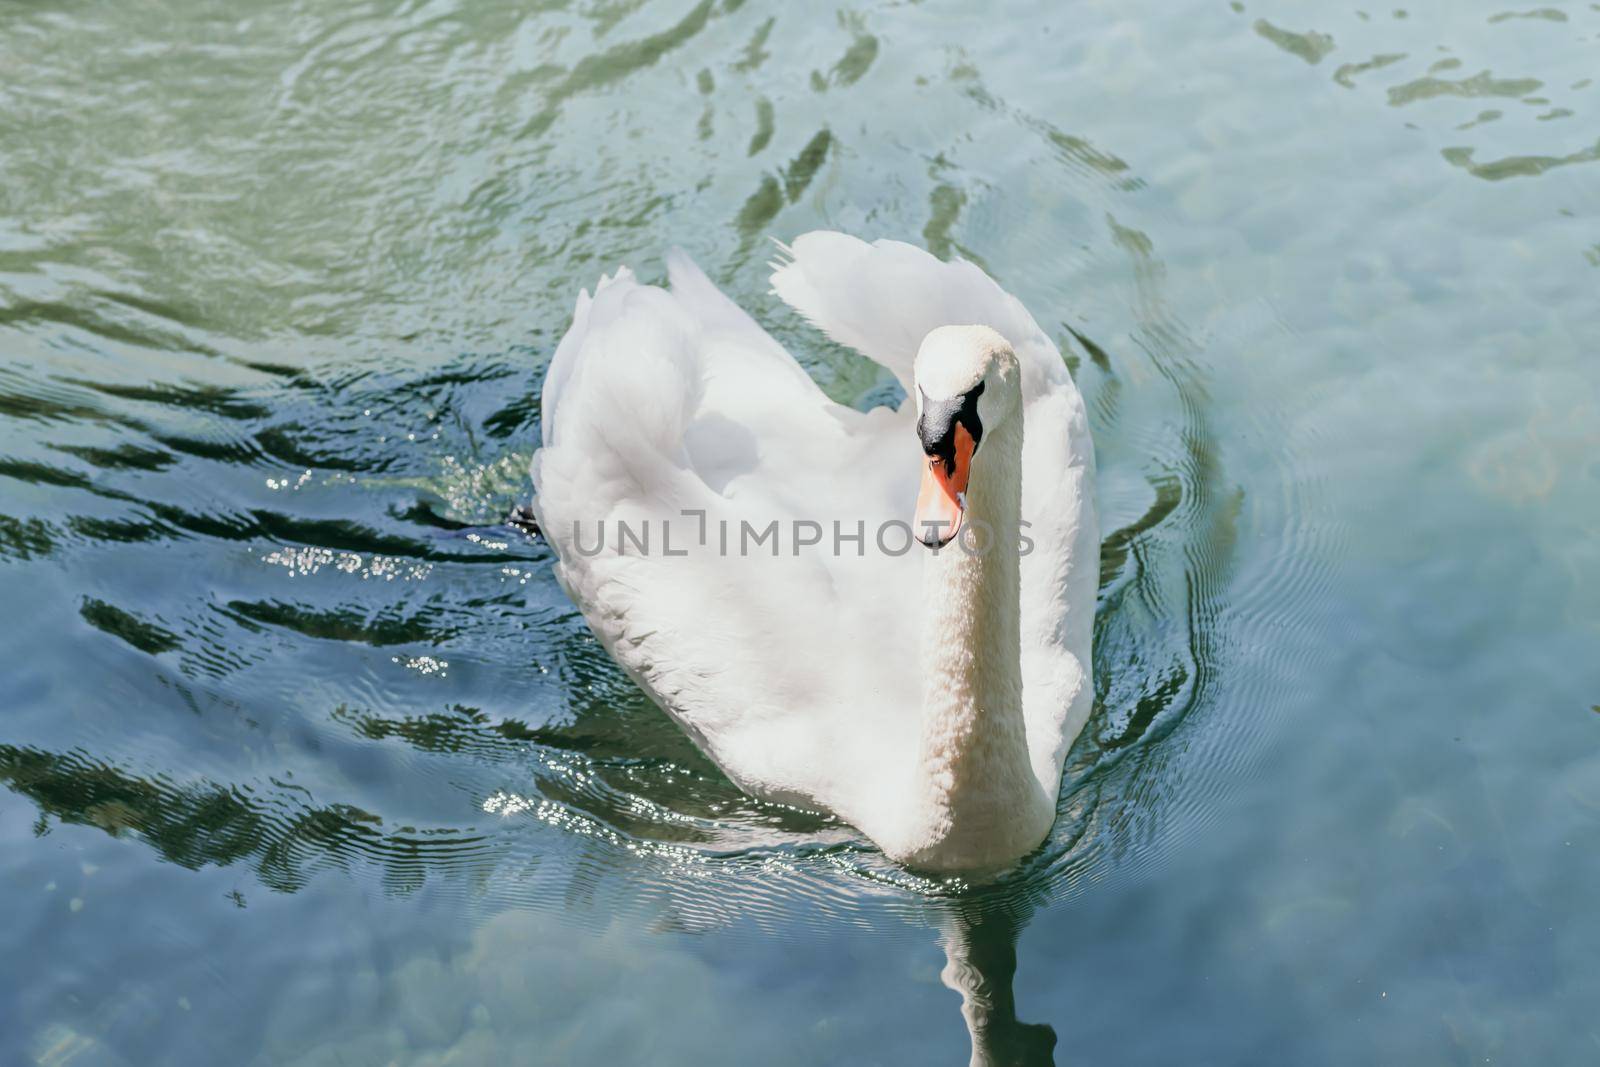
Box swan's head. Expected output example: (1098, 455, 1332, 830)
(911, 325, 1020, 549)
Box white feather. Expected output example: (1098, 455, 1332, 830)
(531, 233, 1097, 869)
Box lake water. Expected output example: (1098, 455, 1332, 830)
(2, 0, 1597, 1063)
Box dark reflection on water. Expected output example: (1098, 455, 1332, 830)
(938, 892, 1057, 1067)
(0, 742, 493, 895)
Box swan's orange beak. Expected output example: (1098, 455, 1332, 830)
(914, 422, 975, 548)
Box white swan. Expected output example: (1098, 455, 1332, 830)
(530, 232, 1097, 872)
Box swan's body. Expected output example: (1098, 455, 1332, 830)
(530, 232, 1097, 871)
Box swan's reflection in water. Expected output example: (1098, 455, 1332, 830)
(936, 892, 1056, 1067)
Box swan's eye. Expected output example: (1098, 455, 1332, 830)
(917, 382, 984, 475)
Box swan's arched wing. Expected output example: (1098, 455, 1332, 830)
(770, 233, 1074, 398)
(531, 259, 923, 824)
(770, 233, 1099, 799)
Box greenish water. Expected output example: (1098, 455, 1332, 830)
(2, 0, 1598, 1062)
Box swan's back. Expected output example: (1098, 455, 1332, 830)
(531, 234, 1096, 830)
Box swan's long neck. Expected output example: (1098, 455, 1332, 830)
(906, 415, 1051, 870)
